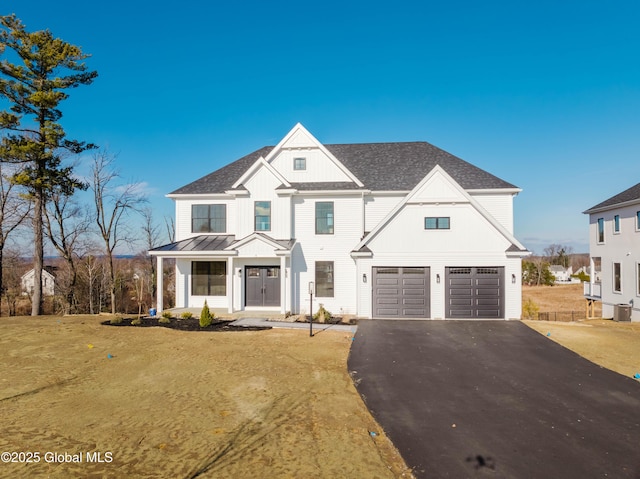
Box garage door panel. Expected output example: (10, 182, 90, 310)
(373, 267, 430, 318)
(377, 298, 399, 305)
(446, 267, 504, 319)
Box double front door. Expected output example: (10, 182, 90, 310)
(245, 266, 280, 307)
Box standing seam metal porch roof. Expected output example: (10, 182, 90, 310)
(170, 142, 518, 195)
(149, 234, 295, 254)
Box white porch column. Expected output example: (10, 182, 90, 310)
(280, 255, 287, 314)
(228, 256, 234, 314)
(156, 256, 163, 313)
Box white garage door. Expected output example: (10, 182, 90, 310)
(445, 267, 504, 318)
(372, 267, 430, 318)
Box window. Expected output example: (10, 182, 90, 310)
(614, 215, 620, 233)
(293, 157, 306, 170)
(315, 261, 334, 297)
(192, 261, 226, 296)
(254, 201, 271, 231)
(637, 263, 640, 296)
(425, 217, 450, 230)
(613, 262, 621, 293)
(597, 218, 605, 243)
(316, 202, 334, 234)
(192, 204, 226, 233)
(637, 211, 640, 230)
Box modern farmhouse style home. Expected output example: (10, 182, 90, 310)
(583, 182, 640, 321)
(150, 124, 529, 319)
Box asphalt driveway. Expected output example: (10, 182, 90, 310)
(348, 320, 640, 479)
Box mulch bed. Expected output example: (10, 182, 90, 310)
(101, 317, 271, 332)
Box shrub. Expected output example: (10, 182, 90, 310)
(161, 310, 173, 319)
(131, 318, 142, 326)
(180, 311, 193, 320)
(109, 316, 123, 325)
(158, 316, 171, 324)
(199, 301, 214, 328)
(313, 305, 332, 323)
(522, 298, 540, 320)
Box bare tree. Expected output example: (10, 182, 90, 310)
(90, 151, 147, 313)
(0, 164, 30, 315)
(141, 207, 161, 304)
(44, 187, 92, 314)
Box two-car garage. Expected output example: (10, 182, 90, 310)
(372, 266, 504, 319)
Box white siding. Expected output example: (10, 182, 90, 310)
(240, 168, 291, 239)
(472, 193, 515, 233)
(270, 148, 354, 184)
(356, 202, 519, 319)
(290, 195, 363, 315)
(589, 203, 640, 320)
(364, 194, 404, 232)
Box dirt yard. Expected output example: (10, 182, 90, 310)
(522, 283, 602, 317)
(523, 283, 640, 379)
(0, 315, 412, 479)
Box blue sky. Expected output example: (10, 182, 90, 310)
(4, 0, 640, 254)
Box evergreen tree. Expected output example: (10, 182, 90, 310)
(0, 14, 97, 314)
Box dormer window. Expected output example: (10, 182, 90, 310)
(293, 157, 306, 170)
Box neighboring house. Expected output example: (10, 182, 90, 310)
(583, 182, 640, 321)
(549, 265, 575, 283)
(150, 124, 530, 319)
(21, 267, 57, 296)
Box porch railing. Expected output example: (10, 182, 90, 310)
(583, 282, 601, 298)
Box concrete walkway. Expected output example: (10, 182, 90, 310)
(230, 317, 357, 334)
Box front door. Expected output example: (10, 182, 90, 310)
(245, 266, 281, 307)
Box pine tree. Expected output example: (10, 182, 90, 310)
(0, 14, 97, 314)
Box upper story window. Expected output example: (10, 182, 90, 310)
(192, 204, 226, 233)
(316, 202, 334, 234)
(255, 201, 271, 231)
(597, 218, 605, 243)
(636, 211, 640, 230)
(293, 157, 306, 170)
(614, 215, 620, 234)
(425, 217, 450, 230)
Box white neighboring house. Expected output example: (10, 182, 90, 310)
(549, 265, 576, 283)
(150, 124, 530, 319)
(583, 181, 640, 321)
(21, 267, 57, 297)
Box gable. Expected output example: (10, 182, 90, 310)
(409, 171, 469, 204)
(266, 123, 363, 187)
(355, 166, 527, 254)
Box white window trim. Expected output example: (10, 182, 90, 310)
(636, 262, 640, 297)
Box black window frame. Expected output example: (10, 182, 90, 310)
(315, 201, 334, 235)
(424, 217, 450, 230)
(315, 261, 334, 297)
(192, 261, 226, 296)
(191, 204, 227, 233)
(597, 218, 605, 243)
(613, 262, 622, 293)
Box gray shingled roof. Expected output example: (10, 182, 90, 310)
(583, 182, 640, 213)
(171, 142, 516, 195)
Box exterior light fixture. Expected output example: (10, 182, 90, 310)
(436, 274, 440, 284)
(512, 274, 516, 284)
(363, 273, 367, 283)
